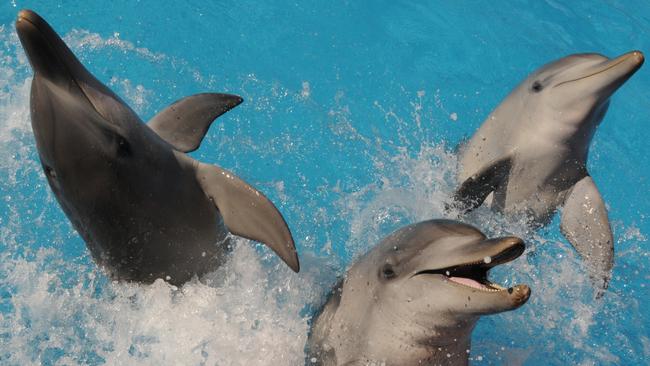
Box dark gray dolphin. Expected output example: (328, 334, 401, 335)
(15, 9, 299, 285)
(307, 219, 530, 366)
(453, 51, 644, 291)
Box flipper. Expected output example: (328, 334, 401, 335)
(148, 93, 243, 152)
(196, 162, 300, 272)
(451, 156, 512, 213)
(560, 175, 613, 293)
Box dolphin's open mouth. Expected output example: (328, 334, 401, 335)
(414, 237, 525, 293)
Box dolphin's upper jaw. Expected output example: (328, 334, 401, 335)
(17, 9, 42, 27)
(16, 9, 64, 77)
(16, 9, 94, 92)
(553, 51, 644, 93)
(17, 9, 134, 133)
(413, 237, 528, 295)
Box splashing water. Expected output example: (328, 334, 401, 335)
(1, 3, 649, 365)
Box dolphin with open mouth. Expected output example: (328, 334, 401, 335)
(307, 219, 530, 366)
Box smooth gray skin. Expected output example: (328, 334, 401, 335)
(454, 51, 644, 291)
(307, 219, 531, 366)
(16, 9, 299, 285)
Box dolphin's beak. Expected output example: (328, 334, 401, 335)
(587, 50, 643, 84)
(16, 9, 131, 125)
(556, 50, 644, 92)
(612, 50, 644, 69)
(16, 9, 87, 82)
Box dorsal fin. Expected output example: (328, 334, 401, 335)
(148, 93, 243, 152)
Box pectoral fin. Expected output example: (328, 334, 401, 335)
(196, 162, 299, 272)
(148, 93, 243, 152)
(560, 176, 613, 293)
(451, 156, 512, 213)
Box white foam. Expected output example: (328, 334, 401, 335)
(0, 26, 36, 188)
(0, 244, 321, 366)
(64, 29, 166, 63)
(108, 76, 153, 115)
(300, 81, 311, 99)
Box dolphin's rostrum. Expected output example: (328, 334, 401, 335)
(307, 219, 530, 366)
(453, 51, 644, 292)
(16, 9, 299, 285)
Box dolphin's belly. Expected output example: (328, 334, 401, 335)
(496, 155, 583, 223)
(496, 182, 560, 224)
(56, 176, 229, 285)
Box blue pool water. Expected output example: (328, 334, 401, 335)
(1, 1, 649, 364)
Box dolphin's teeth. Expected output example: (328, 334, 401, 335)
(489, 282, 507, 291)
(448, 277, 507, 292)
(427, 247, 521, 293)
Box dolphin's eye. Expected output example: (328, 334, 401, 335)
(44, 165, 57, 179)
(116, 136, 132, 157)
(381, 264, 396, 279)
(531, 81, 543, 92)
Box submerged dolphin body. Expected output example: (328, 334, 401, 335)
(454, 51, 644, 291)
(307, 219, 530, 366)
(16, 10, 299, 285)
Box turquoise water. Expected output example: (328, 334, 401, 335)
(1, 1, 649, 365)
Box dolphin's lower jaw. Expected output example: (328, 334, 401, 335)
(413, 237, 530, 305)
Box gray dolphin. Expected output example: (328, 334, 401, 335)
(453, 51, 644, 290)
(307, 219, 530, 366)
(15, 9, 299, 285)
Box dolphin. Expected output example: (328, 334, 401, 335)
(15, 9, 299, 285)
(307, 219, 530, 366)
(453, 51, 644, 291)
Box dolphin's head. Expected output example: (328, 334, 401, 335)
(345, 220, 530, 346)
(519, 51, 643, 128)
(16, 10, 145, 201)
